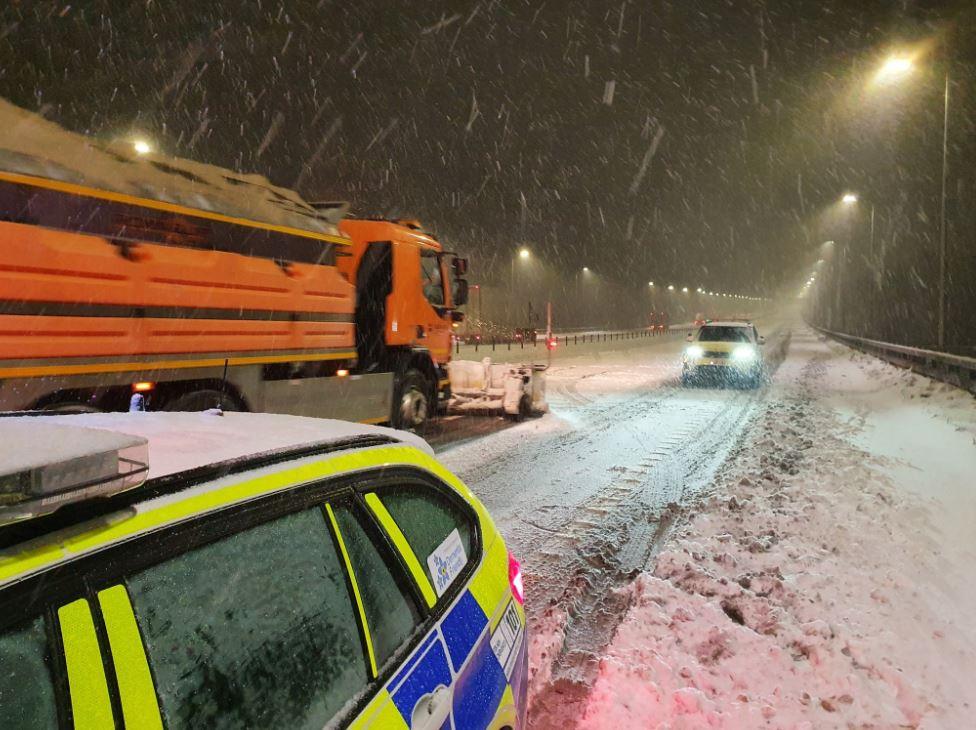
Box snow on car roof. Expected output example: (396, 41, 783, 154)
(32, 412, 432, 479)
(0, 99, 342, 236)
(702, 321, 753, 327)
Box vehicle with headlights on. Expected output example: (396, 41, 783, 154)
(681, 321, 766, 388)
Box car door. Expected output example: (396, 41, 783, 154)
(0, 472, 425, 729)
(358, 473, 518, 730)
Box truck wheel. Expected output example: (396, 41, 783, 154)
(393, 369, 431, 431)
(163, 389, 243, 412)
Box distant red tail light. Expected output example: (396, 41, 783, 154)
(508, 552, 524, 605)
(545, 337, 558, 351)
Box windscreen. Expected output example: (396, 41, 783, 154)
(697, 326, 752, 343)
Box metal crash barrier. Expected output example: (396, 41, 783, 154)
(815, 326, 976, 395)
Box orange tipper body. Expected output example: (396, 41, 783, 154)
(0, 99, 466, 424)
(339, 218, 455, 368)
(0, 216, 355, 363)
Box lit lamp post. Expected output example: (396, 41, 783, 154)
(871, 53, 951, 349)
(470, 284, 483, 337)
(576, 267, 591, 326)
(510, 247, 530, 326)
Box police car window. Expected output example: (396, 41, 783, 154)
(126, 507, 368, 730)
(420, 250, 444, 306)
(0, 616, 59, 728)
(375, 485, 475, 596)
(331, 503, 422, 670)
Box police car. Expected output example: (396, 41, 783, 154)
(0, 412, 527, 729)
(682, 321, 766, 388)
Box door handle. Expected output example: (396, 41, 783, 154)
(410, 684, 452, 730)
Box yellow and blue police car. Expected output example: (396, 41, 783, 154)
(0, 411, 527, 729)
(682, 320, 767, 388)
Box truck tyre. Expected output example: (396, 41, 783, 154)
(393, 368, 431, 431)
(163, 389, 244, 412)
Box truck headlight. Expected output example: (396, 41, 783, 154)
(685, 345, 703, 359)
(732, 345, 756, 361)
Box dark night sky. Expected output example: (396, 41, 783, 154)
(0, 0, 967, 299)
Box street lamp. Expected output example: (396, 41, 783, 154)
(681, 287, 689, 293)
(866, 50, 951, 349)
(875, 56, 914, 85)
(842, 193, 858, 205)
(648, 281, 654, 287)
(582, 266, 589, 272)
(132, 139, 152, 155)
(667, 284, 675, 291)
(510, 248, 531, 325)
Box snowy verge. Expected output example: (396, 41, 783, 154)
(581, 330, 976, 728)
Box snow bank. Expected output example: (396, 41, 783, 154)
(0, 98, 340, 235)
(582, 330, 976, 728)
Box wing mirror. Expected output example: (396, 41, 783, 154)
(758, 335, 766, 345)
(686, 332, 694, 342)
(453, 257, 469, 276)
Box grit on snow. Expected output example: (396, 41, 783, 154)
(438, 322, 976, 728)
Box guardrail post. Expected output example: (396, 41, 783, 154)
(492, 337, 496, 351)
(507, 339, 511, 350)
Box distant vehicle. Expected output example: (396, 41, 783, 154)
(682, 320, 766, 388)
(0, 412, 528, 729)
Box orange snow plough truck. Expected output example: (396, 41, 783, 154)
(0, 174, 466, 428)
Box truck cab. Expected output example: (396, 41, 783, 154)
(338, 218, 468, 427)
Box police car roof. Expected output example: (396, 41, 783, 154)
(32, 411, 432, 479)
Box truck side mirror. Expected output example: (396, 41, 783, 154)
(453, 278, 469, 306)
(453, 257, 469, 276)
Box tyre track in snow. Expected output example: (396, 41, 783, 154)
(435, 325, 791, 727)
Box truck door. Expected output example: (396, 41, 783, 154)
(418, 249, 452, 363)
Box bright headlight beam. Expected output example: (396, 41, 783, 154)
(685, 345, 704, 359)
(732, 346, 756, 361)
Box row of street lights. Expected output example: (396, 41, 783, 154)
(511, 247, 767, 302)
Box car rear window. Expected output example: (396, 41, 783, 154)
(0, 616, 59, 729)
(373, 484, 476, 597)
(698, 326, 753, 343)
(126, 507, 368, 730)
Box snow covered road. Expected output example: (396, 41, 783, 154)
(435, 320, 976, 728)
(436, 319, 791, 723)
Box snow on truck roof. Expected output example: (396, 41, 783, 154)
(0, 98, 343, 237)
(14, 411, 432, 481)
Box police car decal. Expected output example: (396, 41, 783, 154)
(427, 528, 467, 597)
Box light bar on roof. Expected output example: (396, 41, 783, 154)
(0, 420, 149, 526)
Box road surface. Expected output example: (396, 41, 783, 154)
(434, 318, 789, 724)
